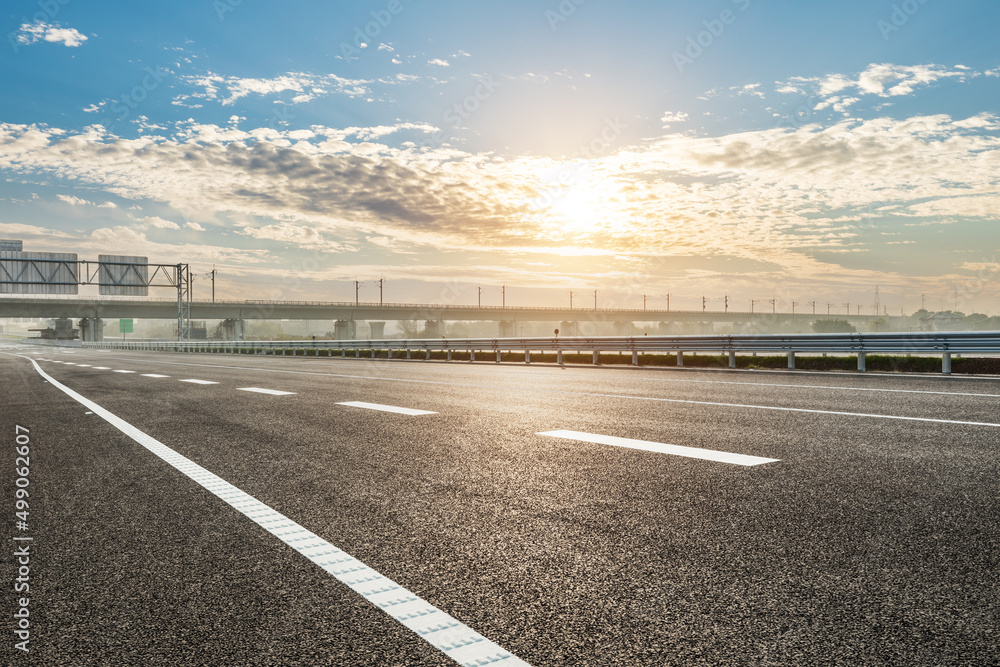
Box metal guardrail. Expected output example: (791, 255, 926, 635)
(77, 332, 1000, 374)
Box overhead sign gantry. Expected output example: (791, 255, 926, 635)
(0, 241, 192, 340)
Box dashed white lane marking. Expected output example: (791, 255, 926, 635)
(90, 356, 1000, 427)
(76, 364, 92, 367)
(113, 370, 136, 374)
(180, 379, 219, 385)
(142, 374, 170, 378)
(337, 401, 437, 416)
(93, 366, 111, 370)
(538, 430, 780, 467)
(20, 355, 530, 667)
(238, 387, 296, 396)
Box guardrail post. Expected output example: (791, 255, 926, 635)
(470, 349, 476, 362)
(632, 351, 638, 366)
(857, 352, 866, 372)
(496, 350, 502, 363)
(370, 349, 375, 359)
(593, 351, 599, 365)
(406, 349, 411, 360)
(355, 349, 360, 358)
(447, 350, 452, 361)
(942, 353, 952, 375)
(387, 348, 392, 360)
(787, 352, 795, 370)
(728, 351, 736, 368)
(557, 350, 563, 365)
(425, 349, 431, 360)
(341, 349, 346, 358)
(677, 351, 684, 367)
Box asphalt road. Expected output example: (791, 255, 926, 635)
(2, 342, 998, 666)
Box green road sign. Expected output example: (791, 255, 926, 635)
(119, 319, 133, 333)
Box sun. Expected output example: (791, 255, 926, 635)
(544, 179, 626, 236)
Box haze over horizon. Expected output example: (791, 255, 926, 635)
(2, 1, 999, 315)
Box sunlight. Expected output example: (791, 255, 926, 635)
(544, 178, 626, 236)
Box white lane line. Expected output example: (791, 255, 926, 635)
(113, 370, 136, 374)
(93, 366, 111, 370)
(337, 401, 436, 416)
(238, 387, 297, 396)
(539, 430, 780, 467)
(142, 374, 171, 378)
(76, 364, 92, 367)
(180, 379, 219, 385)
(20, 355, 530, 667)
(93, 357, 1000, 428)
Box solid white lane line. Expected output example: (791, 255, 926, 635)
(113, 370, 136, 374)
(93, 357, 1000, 427)
(21, 355, 529, 667)
(180, 379, 219, 385)
(237, 387, 296, 396)
(337, 401, 437, 416)
(538, 430, 780, 467)
(142, 374, 170, 378)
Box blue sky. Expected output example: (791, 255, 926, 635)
(2, 0, 999, 314)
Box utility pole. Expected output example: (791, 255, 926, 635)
(827, 302, 833, 315)
(355, 280, 360, 306)
(701, 296, 706, 312)
(502, 285, 506, 309)
(844, 302, 850, 315)
(594, 290, 598, 311)
(770, 298, 776, 314)
(857, 304, 862, 316)
(751, 299, 756, 314)
(792, 301, 798, 314)
(378, 278, 383, 306)
(478, 286, 482, 307)
(724, 295, 728, 313)
(569, 291, 573, 310)
(810, 301, 816, 315)
(643, 294, 647, 312)
(208, 266, 216, 304)
(666, 293, 670, 312)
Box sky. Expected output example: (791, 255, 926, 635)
(1, 0, 999, 315)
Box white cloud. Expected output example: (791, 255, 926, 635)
(57, 194, 117, 208)
(660, 111, 689, 126)
(15, 21, 88, 48)
(428, 58, 450, 67)
(175, 71, 370, 106)
(137, 216, 181, 230)
(185, 222, 206, 232)
(377, 43, 394, 52)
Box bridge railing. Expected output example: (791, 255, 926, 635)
(76, 332, 1000, 374)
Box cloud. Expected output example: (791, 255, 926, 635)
(784, 64, 978, 106)
(660, 111, 689, 126)
(137, 216, 181, 230)
(57, 194, 117, 208)
(427, 58, 450, 67)
(1, 103, 999, 298)
(175, 71, 370, 106)
(185, 222, 206, 232)
(15, 21, 88, 48)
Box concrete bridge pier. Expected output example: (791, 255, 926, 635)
(423, 320, 444, 338)
(614, 321, 632, 336)
(369, 321, 386, 339)
(499, 320, 515, 338)
(221, 318, 246, 340)
(78, 318, 104, 342)
(560, 321, 579, 336)
(334, 319, 357, 340)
